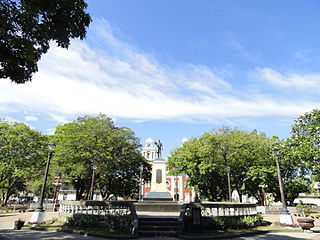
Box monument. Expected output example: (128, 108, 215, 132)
(143, 139, 173, 201)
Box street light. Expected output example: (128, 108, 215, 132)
(29, 143, 55, 224)
(226, 166, 232, 201)
(259, 184, 267, 206)
(273, 147, 293, 225)
(175, 173, 178, 201)
(89, 164, 97, 200)
(52, 174, 62, 211)
(139, 164, 143, 201)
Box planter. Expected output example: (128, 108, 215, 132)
(297, 218, 314, 230)
(14, 220, 25, 230)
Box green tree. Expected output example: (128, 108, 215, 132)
(284, 109, 320, 177)
(168, 127, 275, 203)
(0, 0, 91, 83)
(53, 114, 150, 200)
(242, 166, 277, 205)
(0, 119, 48, 205)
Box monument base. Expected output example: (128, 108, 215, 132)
(280, 213, 294, 225)
(135, 201, 182, 212)
(143, 192, 173, 201)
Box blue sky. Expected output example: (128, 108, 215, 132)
(1, 0, 320, 158)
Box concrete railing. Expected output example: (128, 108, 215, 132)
(59, 200, 138, 234)
(199, 202, 257, 217)
(179, 202, 257, 234)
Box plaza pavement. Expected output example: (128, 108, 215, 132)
(1, 211, 320, 239)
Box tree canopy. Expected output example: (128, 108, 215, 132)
(167, 127, 276, 203)
(284, 109, 320, 172)
(274, 109, 320, 203)
(168, 126, 312, 205)
(0, 119, 48, 205)
(53, 114, 150, 200)
(0, 0, 91, 83)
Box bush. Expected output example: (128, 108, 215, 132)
(65, 214, 132, 232)
(201, 214, 264, 231)
(296, 204, 311, 217)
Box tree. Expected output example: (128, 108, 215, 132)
(273, 110, 320, 203)
(242, 166, 277, 205)
(53, 114, 150, 200)
(0, 119, 48, 205)
(168, 127, 276, 203)
(285, 109, 320, 175)
(0, 0, 91, 83)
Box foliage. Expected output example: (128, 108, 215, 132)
(65, 214, 132, 232)
(202, 215, 264, 230)
(284, 178, 310, 206)
(270, 109, 320, 204)
(296, 204, 311, 217)
(168, 127, 276, 203)
(53, 114, 150, 200)
(28, 177, 54, 197)
(0, 0, 91, 83)
(283, 109, 320, 182)
(0, 119, 48, 205)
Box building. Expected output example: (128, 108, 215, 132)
(141, 138, 195, 202)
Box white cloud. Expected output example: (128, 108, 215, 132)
(258, 67, 320, 90)
(181, 138, 189, 144)
(25, 115, 37, 121)
(0, 20, 319, 125)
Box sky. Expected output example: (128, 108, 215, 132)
(1, 0, 320, 158)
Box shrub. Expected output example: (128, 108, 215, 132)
(65, 214, 132, 232)
(296, 204, 311, 217)
(201, 214, 264, 231)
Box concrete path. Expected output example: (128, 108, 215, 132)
(0, 212, 60, 230)
(0, 229, 110, 240)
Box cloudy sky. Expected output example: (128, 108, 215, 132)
(1, 0, 320, 158)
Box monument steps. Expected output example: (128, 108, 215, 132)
(138, 217, 179, 237)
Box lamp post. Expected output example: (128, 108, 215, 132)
(139, 164, 143, 201)
(52, 174, 62, 211)
(259, 184, 267, 206)
(175, 174, 178, 201)
(226, 166, 232, 201)
(89, 164, 97, 200)
(30, 143, 55, 224)
(273, 147, 293, 225)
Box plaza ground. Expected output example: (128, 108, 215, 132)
(1, 211, 320, 239)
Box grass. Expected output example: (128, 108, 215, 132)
(182, 219, 300, 238)
(0, 204, 29, 213)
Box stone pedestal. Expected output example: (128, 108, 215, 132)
(29, 210, 45, 224)
(143, 158, 173, 201)
(279, 212, 293, 225)
(143, 192, 173, 201)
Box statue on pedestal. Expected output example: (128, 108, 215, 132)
(155, 139, 163, 159)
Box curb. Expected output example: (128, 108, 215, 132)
(179, 228, 310, 239)
(20, 226, 312, 239)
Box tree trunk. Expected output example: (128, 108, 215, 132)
(99, 188, 110, 200)
(2, 190, 10, 206)
(239, 192, 243, 203)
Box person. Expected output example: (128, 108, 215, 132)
(155, 139, 163, 159)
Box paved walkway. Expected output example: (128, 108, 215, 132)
(0, 212, 60, 230)
(1, 212, 320, 239)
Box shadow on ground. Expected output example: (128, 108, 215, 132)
(0, 229, 100, 240)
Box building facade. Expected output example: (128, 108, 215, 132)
(141, 138, 195, 202)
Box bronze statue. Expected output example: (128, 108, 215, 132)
(155, 139, 163, 159)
